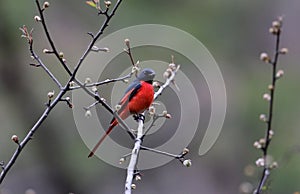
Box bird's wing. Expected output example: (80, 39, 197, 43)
(110, 81, 141, 124)
(119, 81, 141, 109)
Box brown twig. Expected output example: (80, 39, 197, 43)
(0, 0, 124, 184)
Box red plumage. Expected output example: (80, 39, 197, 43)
(88, 80, 154, 158)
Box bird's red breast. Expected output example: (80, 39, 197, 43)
(128, 81, 154, 114)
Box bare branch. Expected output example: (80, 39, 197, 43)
(254, 16, 287, 194)
(124, 62, 181, 194)
(0, 0, 124, 184)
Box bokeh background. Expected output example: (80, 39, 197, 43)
(1, 0, 300, 194)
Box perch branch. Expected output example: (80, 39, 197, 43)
(124, 63, 180, 194)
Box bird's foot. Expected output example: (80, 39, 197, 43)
(133, 114, 145, 122)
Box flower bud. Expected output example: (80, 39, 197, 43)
(255, 158, 265, 167)
(259, 138, 266, 145)
(92, 86, 97, 93)
(59, 52, 64, 58)
(263, 93, 271, 101)
(148, 106, 155, 116)
(104, 1, 111, 8)
(259, 114, 267, 122)
(131, 66, 139, 74)
(253, 141, 262, 149)
(272, 20, 281, 29)
(162, 110, 168, 116)
(260, 52, 270, 63)
(119, 157, 125, 164)
(43, 49, 52, 54)
(279, 48, 288, 54)
(165, 113, 172, 119)
(34, 16, 41, 22)
(101, 47, 110, 52)
(270, 161, 278, 169)
(11, 135, 19, 144)
(47, 91, 55, 99)
(169, 63, 176, 71)
(276, 69, 284, 79)
(43, 1, 50, 9)
(183, 159, 192, 167)
(182, 148, 189, 154)
(115, 104, 121, 111)
(124, 38, 130, 48)
(135, 175, 142, 181)
(269, 27, 279, 35)
(131, 184, 136, 190)
(268, 84, 274, 90)
(269, 130, 274, 139)
(152, 81, 160, 88)
(69, 81, 75, 87)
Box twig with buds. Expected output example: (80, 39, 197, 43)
(124, 59, 190, 194)
(254, 16, 288, 194)
(0, 0, 124, 184)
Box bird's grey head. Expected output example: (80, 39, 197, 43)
(137, 68, 155, 83)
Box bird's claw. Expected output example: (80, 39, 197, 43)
(133, 114, 145, 122)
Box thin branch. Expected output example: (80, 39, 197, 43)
(35, 0, 72, 75)
(0, 89, 66, 184)
(113, 111, 136, 140)
(125, 116, 144, 194)
(254, 17, 286, 194)
(124, 63, 180, 194)
(71, 0, 123, 80)
(124, 40, 136, 67)
(154, 65, 180, 100)
(0, 0, 124, 184)
(30, 40, 62, 89)
(140, 146, 181, 158)
(70, 72, 132, 90)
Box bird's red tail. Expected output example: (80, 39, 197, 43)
(88, 120, 117, 158)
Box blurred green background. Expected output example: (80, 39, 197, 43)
(0, 0, 300, 194)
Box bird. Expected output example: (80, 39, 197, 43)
(88, 68, 155, 158)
